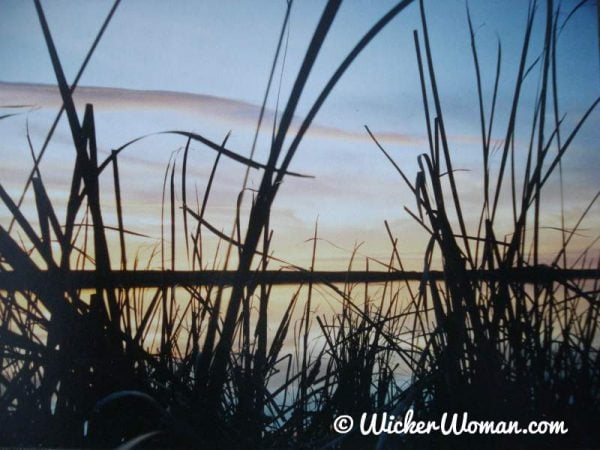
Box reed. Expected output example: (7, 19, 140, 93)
(367, 0, 599, 447)
(0, 0, 598, 449)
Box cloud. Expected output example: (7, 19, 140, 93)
(0, 81, 422, 147)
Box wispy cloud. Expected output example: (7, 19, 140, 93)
(0, 81, 423, 146)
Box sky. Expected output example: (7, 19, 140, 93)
(0, 0, 598, 272)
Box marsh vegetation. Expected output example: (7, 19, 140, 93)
(0, 0, 598, 448)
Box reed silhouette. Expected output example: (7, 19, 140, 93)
(0, 0, 598, 449)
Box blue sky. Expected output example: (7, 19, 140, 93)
(0, 0, 598, 270)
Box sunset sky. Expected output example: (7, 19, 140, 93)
(0, 0, 598, 271)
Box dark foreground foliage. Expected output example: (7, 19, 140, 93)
(0, 0, 598, 449)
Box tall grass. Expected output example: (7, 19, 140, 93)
(367, 0, 599, 447)
(0, 0, 598, 449)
